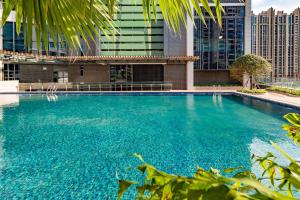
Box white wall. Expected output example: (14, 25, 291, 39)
(0, 80, 19, 92)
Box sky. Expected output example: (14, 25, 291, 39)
(252, 0, 300, 14)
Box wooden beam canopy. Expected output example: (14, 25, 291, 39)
(0, 50, 199, 65)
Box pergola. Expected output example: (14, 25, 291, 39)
(0, 50, 199, 65)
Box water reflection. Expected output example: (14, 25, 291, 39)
(47, 94, 59, 102)
(186, 94, 195, 111)
(0, 95, 19, 107)
(212, 94, 223, 109)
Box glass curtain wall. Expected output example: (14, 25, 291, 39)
(194, 6, 245, 70)
(100, 0, 164, 56)
(2, 22, 25, 80)
(3, 22, 26, 52)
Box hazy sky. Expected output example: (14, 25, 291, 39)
(252, 0, 300, 14)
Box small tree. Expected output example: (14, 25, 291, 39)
(230, 54, 271, 90)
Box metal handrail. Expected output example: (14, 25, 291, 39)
(259, 77, 300, 90)
(20, 81, 174, 92)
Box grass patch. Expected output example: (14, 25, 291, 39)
(267, 86, 300, 96)
(237, 89, 267, 94)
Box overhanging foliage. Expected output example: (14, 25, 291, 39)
(1, 0, 224, 53)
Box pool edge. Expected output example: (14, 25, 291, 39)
(0, 91, 299, 110)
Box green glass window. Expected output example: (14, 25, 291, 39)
(100, 0, 164, 56)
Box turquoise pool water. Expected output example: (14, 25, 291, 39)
(0, 94, 298, 199)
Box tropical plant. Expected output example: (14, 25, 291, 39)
(1, 0, 223, 53)
(230, 54, 272, 90)
(118, 113, 300, 199)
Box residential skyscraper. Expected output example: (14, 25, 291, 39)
(289, 8, 300, 78)
(252, 8, 300, 79)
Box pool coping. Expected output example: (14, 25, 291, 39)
(0, 91, 236, 96)
(234, 92, 300, 110)
(0, 91, 299, 110)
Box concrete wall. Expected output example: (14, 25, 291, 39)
(19, 64, 110, 83)
(0, 80, 19, 92)
(20, 65, 54, 83)
(164, 64, 187, 90)
(194, 70, 233, 85)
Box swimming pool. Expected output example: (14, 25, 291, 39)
(0, 94, 298, 199)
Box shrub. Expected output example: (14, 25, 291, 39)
(267, 86, 300, 96)
(237, 89, 267, 94)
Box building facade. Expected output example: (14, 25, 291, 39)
(0, 0, 252, 90)
(289, 8, 300, 78)
(252, 8, 300, 79)
(194, 0, 252, 85)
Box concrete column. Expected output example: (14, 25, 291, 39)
(186, 9, 194, 90)
(186, 62, 194, 90)
(0, 61, 3, 81)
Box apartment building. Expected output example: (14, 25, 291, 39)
(252, 8, 300, 79)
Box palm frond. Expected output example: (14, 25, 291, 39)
(1, 0, 223, 53)
(2, 0, 115, 53)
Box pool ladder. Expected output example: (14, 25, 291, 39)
(213, 85, 222, 95)
(47, 85, 57, 94)
(46, 85, 58, 102)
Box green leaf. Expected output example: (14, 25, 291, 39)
(284, 113, 300, 128)
(118, 180, 136, 200)
(133, 153, 145, 162)
(224, 166, 243, 173)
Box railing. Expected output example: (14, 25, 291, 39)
(259, 77, 300, 90)
(19, 82, 173, 92)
